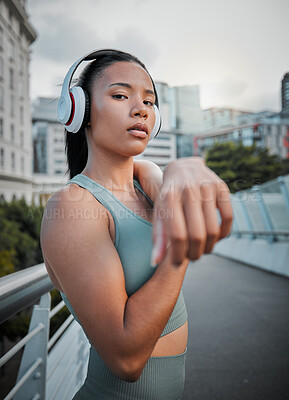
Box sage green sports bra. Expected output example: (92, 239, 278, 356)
(61, 173, 187, 337)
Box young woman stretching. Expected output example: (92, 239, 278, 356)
(40, 49, 232, 399)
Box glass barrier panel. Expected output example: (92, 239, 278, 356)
(231, 196, 250, 231)
(261, 182, 289, 231)
(242, 191, 266, 231)
(283, 175, 289, 194)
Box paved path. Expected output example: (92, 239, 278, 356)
(181, 254, 289, 400)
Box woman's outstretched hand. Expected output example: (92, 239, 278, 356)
(150, 157, 233, 267)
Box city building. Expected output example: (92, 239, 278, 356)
(170, 85, 203, 134)
(0, 0, 36, 202)
(202, 107, 250, 131)
(32, 97, 66, 176)
(281, 72, 289, 116)
(194, 112, 289, 159)
(32, 97, 69, 205)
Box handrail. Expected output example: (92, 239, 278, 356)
(0, 263, 54, 324)
(232, 230, 289, 237)
(0, 265, 89, 400)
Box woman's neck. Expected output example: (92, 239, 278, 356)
(81, 147, 135, 193)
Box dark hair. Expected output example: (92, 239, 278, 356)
(65, 49, 158, 179)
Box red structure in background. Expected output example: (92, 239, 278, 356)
(283, 130, 289, 158)
(193, 136, 199, 156)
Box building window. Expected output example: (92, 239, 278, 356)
(19, 79, 24, 98)
(0, 86, 4, 109)
(20, 105, 24, 123)
(19, 53, 24, 74)
(11, 124, 14, 142)
(8, 39, 14, 61)
(0, 56, 3, 79)
(0, 148, 4, 168)
(21, 156, 24, 173)
(0, 27, 3, 50)
(11, 151, 15, 170)
(8, 11, 13, 30)
(0, 118, 3, 138)
(20, 130, 24, 146)
(9, 68, 14, 89)
(10, 94, 15, 115)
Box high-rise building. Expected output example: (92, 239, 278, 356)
(32, 97, 67, 176)
(281, 73, 289, 116)
(170, 85, 203, 134)
(32, 97, 68, 206)
(0, 0, 37, 202)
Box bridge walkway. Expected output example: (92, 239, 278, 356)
(182, 254, 289, 400)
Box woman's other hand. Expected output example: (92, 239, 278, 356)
(150, 157, 233, 266)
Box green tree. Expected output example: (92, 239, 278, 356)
(205, 142, 284, 193)
(0, 199, 44, 275)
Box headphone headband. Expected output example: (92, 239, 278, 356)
(60, 50, 119, 105)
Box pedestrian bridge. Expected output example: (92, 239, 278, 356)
(1, 175, 289, 400)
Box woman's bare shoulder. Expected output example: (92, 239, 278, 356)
(43, 182, 108, 222)
(133, 160, 163, 202)
(40, 183, 111, 251)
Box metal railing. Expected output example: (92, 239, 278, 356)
(230, 175, 289, 242)
(0, 264, 89, 400)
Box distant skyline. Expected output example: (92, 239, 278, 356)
(27, 0, 289, 113)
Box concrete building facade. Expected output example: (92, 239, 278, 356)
(0, 0, 36, 202)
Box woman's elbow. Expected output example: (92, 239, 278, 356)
(112, 356, 144, 382)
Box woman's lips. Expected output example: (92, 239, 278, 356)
(127, 129, 147, 138)
(127, 123, 148, 139)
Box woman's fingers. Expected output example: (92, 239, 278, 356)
(199, 181, 220, 253)
(152, 187, 188, 266)
(151, 159, 233, 266)
(182, 186, 207, 260)
(216, 180, 233, 239)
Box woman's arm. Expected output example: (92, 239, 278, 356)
(41, 185, 188, 382)
(133, 157, 233, 265)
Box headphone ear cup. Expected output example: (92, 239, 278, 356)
(65, 87, 86, 133)
(149, 105, 162, 141)
(80, 90, 90, 131)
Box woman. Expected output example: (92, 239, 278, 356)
(40, 49, 232, 399)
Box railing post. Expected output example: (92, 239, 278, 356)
(236, 192, 255, 239)
(14, 292, 51, 400)
(277, 176, 289, 217)
(251, 185, 276, 242)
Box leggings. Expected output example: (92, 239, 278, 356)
(73, 347, 187, 400)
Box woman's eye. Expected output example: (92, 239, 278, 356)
(144, 100, 154, 106)
(112, 94, 127, 100)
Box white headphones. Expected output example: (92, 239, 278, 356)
(58, 49, 162, 140)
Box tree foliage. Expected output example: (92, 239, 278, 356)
(0, 200, 71, 346)
(0, 198, 44, 276)
(205, 142, 285, 193)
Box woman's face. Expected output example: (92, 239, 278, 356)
(88, 61, 156, 157)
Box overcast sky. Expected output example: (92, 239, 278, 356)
(26, 0, 289, 112)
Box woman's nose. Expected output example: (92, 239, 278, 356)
(130, 101, 148, 119)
